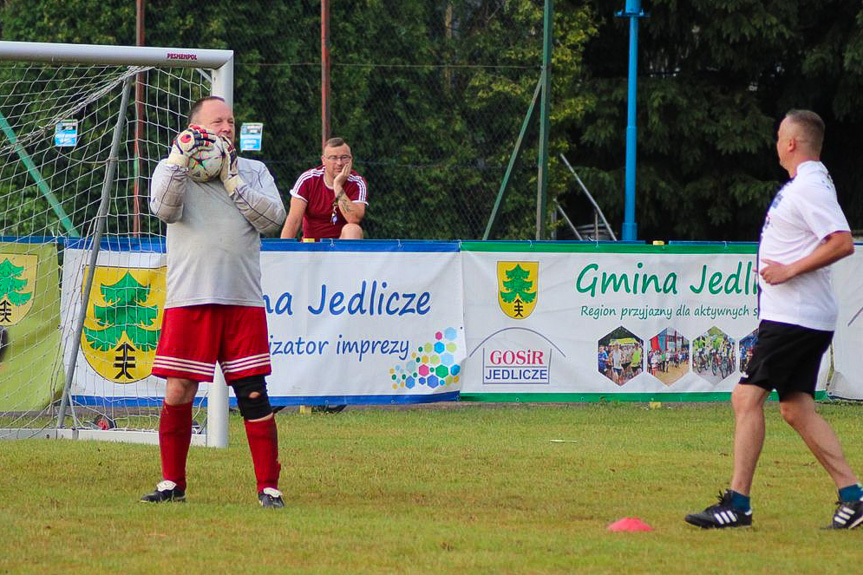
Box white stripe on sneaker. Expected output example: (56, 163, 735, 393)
(713, 510, 740, 525)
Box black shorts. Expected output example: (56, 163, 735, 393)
(739, 320, 833, 400)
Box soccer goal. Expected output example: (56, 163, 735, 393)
(0, 41, 233, 447)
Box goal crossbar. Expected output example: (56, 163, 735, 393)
(0, 41, 232, 70)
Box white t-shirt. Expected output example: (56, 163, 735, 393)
(758, 161, 850, 331)
(611, 349, 622, 370)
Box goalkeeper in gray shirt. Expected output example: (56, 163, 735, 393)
(142, 96, 287, 508)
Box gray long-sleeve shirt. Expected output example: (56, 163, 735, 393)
(150, 158, 286, 309)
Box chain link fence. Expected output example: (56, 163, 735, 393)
(239, 61, 546, 240)
(1, 1, 586, 241)
(220, 9, 552, 240)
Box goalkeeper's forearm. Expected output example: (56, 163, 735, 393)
(150, 164, 187, 223)
(226, 177, 286, 235)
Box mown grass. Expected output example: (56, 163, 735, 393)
(2, 402, 862, 575)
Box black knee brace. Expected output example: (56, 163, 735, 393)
(232, 375, 273, 420)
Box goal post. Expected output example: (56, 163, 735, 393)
(0, 41, 233, 447)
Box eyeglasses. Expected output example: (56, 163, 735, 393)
(324, 155, 352, 162)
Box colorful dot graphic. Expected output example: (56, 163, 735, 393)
(391, 327, 461, 390)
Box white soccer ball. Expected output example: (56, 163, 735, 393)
(187, 137, 225, 182)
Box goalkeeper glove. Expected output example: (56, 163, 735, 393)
(219, 136, 244, 195)
(166, 124, 216, 168)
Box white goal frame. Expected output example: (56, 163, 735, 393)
(0, 41, 234, 448)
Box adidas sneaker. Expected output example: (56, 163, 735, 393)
(827, 500, 863, 530)
(685, 490, 752, 529)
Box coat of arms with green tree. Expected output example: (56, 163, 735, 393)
(0, 258, 33, 323)
(499, 264, 536, 318)
(83, 272, 160, 380)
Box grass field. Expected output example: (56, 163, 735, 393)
(2, 402, 863, 574)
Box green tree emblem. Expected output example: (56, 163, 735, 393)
(500, 264, 536, 318)
(0, 258, 33, 306)
(83, 271, 160, 352)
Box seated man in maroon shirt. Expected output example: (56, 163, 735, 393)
(280, 137, 369, 240)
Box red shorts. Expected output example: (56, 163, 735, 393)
(152, 304, 272, 383)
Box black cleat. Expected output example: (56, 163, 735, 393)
(685, 490, 752, 529)
(141, 480, 186, 503)
(258, 487, 285, 509)
(827, 500, 863, 530)
(312, 405, 347, 414)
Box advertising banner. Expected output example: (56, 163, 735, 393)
(829, 251, 863, 399)
(0, 241, 64, 410)
(260, 241, 464, 404)
(61, 240, 465, 405)
(61, 239, 170, 406)
(59, 241, 862, 405)
(458, 242, 823, 401)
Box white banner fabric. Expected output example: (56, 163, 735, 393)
(61, 241, 172, 405)
(260, 244, 464, 403)
(459, 247, 829, 399)
(829, 251, 863, 399)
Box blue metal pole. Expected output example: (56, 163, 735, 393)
(618, 0, 644, 241)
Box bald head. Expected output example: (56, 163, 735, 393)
(186, 96, 235, 144)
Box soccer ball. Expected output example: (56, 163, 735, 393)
(187, 137, 225, 182)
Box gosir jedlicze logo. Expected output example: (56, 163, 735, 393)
(0, 254, 36, 325)
(483, 347, 550, 384)
(469, 327, 564, 386)
(81, 266, 166, 383)
(497, 261, 538, 319)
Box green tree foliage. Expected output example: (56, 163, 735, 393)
(0, 0, 597, 240)
(445, 0, 597, 239)
(571, 0, 863, 240)
(324, 0, 594, 239)
(1, 0, 861, 240)
(0, 258, 31, 305)
(83, 271, 159, 352)
(500, 264, 537, 303)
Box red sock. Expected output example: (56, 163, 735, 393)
(158, 401, 193, 491)
(244, 417, 281, 492)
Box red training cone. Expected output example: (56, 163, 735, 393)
(607, 517, 654, 532)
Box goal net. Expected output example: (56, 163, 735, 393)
(0, 42, 232, 446)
